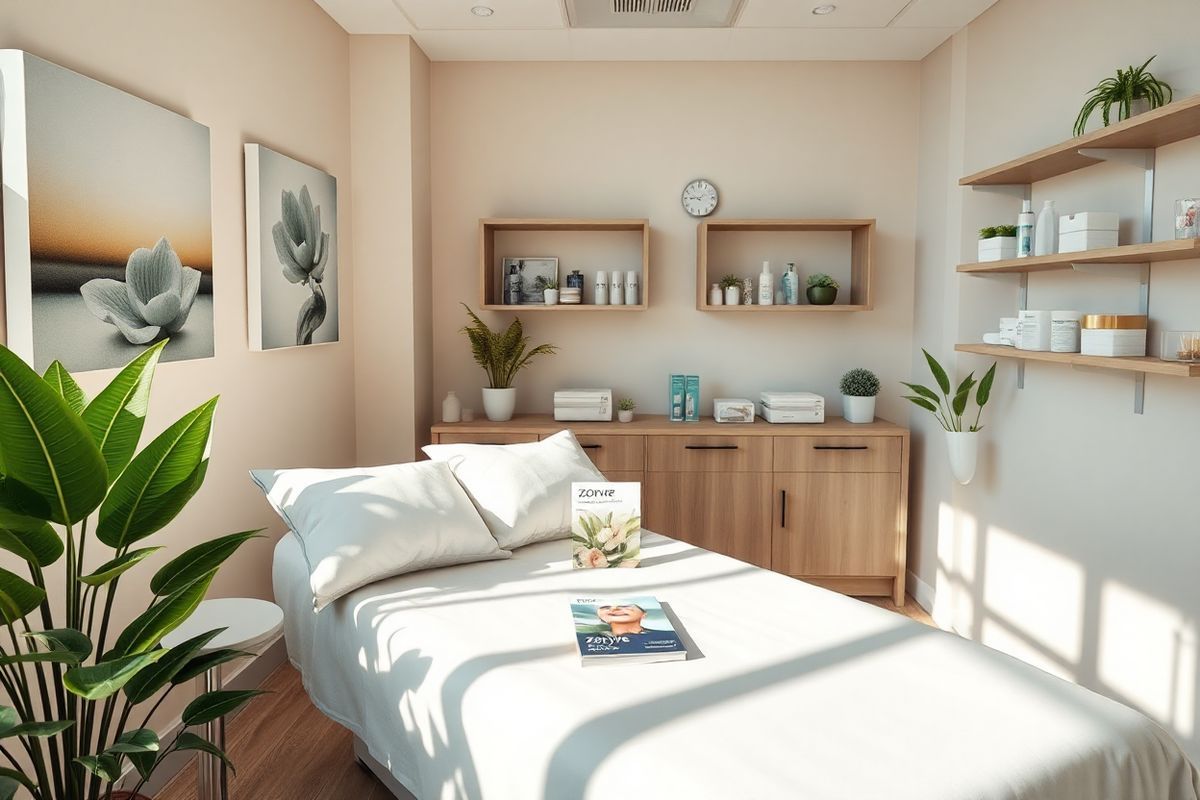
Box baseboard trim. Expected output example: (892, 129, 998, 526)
(906, 569, 935, 615)
(119, 637, 288, 795)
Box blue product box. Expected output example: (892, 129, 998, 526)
(685, 375, 700, 422)
(668, 374, 685, 422)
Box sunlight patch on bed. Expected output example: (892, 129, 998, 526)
(982, 526, 1083, 665)
(1098, 580, 1196, 739)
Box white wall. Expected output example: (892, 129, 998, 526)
(430, 61, 920, 423)
(912, 0, 1200, 760)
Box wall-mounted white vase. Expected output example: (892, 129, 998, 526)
(482, 387, 517, 422)
(945, 430, 979, 485)
(842, 395, 875, 423)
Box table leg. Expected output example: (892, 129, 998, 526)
(195, 668, 227, 800)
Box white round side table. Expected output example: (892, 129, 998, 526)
(162, 598, 284, 800)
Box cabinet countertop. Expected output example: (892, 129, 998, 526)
(431, 414, 908, 437)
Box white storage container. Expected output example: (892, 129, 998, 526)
(978, 237, 1018, 262)
(1080, 314, 1147, 357)
(1050, 310, 1082, 353)
(1058, 212, 1119, 253)
(1017, 310, 1052, 351)
(713, 398, 755, 423)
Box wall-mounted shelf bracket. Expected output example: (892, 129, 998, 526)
(1066, 261, 1150, 413)
(1076, 148, 1156, 243)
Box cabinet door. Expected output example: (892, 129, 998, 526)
(644, 472, 771, 568)
(772, 473, 901, 577)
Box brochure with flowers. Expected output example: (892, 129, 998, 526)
(571, 481, 641, 569)
(571, 596, 687, 666)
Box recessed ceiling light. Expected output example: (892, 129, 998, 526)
(470, 5, 494, 16)
(811, 4, 837, 14)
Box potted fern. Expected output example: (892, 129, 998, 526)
(0, 340, 259, 800)
(902, 350, 997, 485)
(840, 368, 880, 423)
(460, 304, 557, 421)
(1073, 56, 1173, 136)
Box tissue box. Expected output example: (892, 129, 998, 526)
(978, 236, 1018, 262)
(713, 398, 755, 423)
(1059, 212, 1119, 253)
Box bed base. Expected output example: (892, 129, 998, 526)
(352, 736, 418, 800)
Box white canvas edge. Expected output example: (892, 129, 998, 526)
(0, 50, 34, 364)
(244, 143, 265, 351)
(243, 142, 340, 352)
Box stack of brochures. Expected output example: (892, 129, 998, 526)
(571, 596, 687, 666)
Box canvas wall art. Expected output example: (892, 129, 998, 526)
(244, 144, 339, 350)
(0, 50, 214, 372)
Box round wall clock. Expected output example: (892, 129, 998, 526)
(681, 178, 719, 217)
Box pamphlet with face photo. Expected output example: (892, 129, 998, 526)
(571, 596, 686, 665)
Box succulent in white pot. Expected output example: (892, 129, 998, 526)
(617, 397, 636, 423)
(460, 304, 557, 421)
(719, 274, 741, 306)
(543, 278, 559, 305)
(902, 350, 997, 485)
(840, 368, 880, 423)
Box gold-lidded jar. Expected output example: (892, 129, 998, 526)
(1081, 314, 1148, 330)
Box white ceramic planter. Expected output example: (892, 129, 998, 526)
(945, 430, 979, 485)
(544, 289, 559, 305)
(842, 395, 876, 423)
(482, 387, 517, 422)
(978, 236, 1018, 262)
(618, 409, 634, 423)
(724, 286, 740, 306)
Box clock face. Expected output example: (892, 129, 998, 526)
(682, 179, 718, 217)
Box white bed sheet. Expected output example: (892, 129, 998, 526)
(273, 531, 1200, 800)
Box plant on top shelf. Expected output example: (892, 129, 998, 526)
(0, 340, 260, 800)
(805, 273, 839, 305)
(719, 274, 742, 306)
(460, 304, 557, 421)
(839, 368, 880, 424)
(541, 278, 559, 306)
(978, 224, 1019, 261)
(1073, 56, 1172, 137)
(617, 397, 636, 423)
(978, 225, 1017, 239)
(902, 350, 998, 485)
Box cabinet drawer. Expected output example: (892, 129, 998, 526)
(645, 435, 772, 472)
(602, 470, 643, 486)
(571, 434, 644, 472)
(773, 436, 901, 473)
(434, 432, 539, 445)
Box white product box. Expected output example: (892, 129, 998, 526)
(1081, 328, 1147, 357)
(554, 389, 612, 421)
(713, 398, 755, 423)
(760, 392, 825, 424)
(762, 405, 824, 424)
(1017, 310, 1052, 351)
(978, 237, 1018, 262)
(1058, 212, 1119, 253)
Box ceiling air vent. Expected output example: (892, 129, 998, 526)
(565, 0, 744, 28)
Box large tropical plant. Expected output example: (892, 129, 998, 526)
(459, 304, 556, 389)
(1073, 56, 1173, 137)
(0, 340, 260, 800)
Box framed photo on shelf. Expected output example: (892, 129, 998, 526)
(501, 257, 558, 305)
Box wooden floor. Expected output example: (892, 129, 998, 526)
(157, 595, 934, 799)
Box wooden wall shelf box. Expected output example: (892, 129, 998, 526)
(696, 219, 875, 312)
(431, 414, 910, 605)
(479, 218, 650, 311)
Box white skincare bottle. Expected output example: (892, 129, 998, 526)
(1034, 200, 1057, 256)
(783, 262, 799, 305)
(594, 272, 608, 305)
(609, 270, 623, 305)
(1017, 200, 1035, 258)
(758, 261, 774, 305)
(625, 270, 639, 305)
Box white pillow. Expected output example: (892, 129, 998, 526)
(250, 460, 509, 610)
(422, 430, 605, 550)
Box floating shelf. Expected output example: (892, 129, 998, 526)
(958, 238, 1200, 274)
(955, 343, 1200, 378)
(696, 219, 874, 312)
(479, 218, 650, 311)
(960, 93, 1200, 186)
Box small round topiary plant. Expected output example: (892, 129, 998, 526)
(840, 367, 881, 397)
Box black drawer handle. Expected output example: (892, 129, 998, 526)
(684, 444, 739, 450)
(580, 444, 602, 450)
(813, 445, 869, 451)
(780, 489, 787, 527)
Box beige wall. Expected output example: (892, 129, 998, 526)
(912, 0, 1200, 761)
(350, 35, 433, 465)
(0, 0, 356, 730)
(430, 61, 921, 423)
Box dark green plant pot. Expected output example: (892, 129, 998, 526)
(807, 286, 837, 305)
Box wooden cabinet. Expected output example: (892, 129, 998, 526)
(643, 472, 772, 569)
(430, 415, 909, 604)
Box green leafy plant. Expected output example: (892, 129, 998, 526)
(719, 274, 741, 290)
(840, 368, 880, 398)
(806, 273, 840, 289)
(541, 278, 558, 290)
(460, 304, 557, 389)
(994, 224, 1017, 237)
(1073, 56, 1173, 137)
(978, 226, 998, 240)
(902, 349, 997, 432)
(0, 340, 260, 799)
(617, 397, 636, 412)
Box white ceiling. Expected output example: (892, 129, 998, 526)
(314, 0, 1000, 61)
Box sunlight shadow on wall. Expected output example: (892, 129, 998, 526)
(933, 500, 976, 633)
